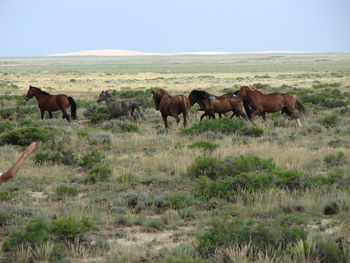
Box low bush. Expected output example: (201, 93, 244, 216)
(182, 118, 263, 137)
(188, 155, 350, 201)
(320, 113, 340, 128)
(196, 218, 307, 258)
(55, 185, 78, 197)
(78, 150, 105, 169)
(324, 152, 346, 167)
(85, 165, 112, 183)
(3, 216, 94, 251)
(116, 173, 138, 184)
(83, 103, 109, 123)
(167, 193, 191, 209)
(188, 140, 218, 151)
(33, 147, 77, 165)
(0, 127, 56, 146)
(0, 122, 15, 133)
(49, 217, 94, 241)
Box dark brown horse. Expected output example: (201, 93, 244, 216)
(25, 85, 77, 122)
(152, 88, 190, 128)
(188, 90, 246, 121)
(239, 86, 307, 126)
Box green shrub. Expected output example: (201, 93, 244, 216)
(314, 240, 348, 263)
(144, 218, 165, 232)
(3, 217, 50, 251)
(78, 150, 105, 169)
(320, 113, 340, 128)
(323, 201, 340, 215)
(50, 217, 94, 241)
(33, 147, 77, 166)
(0, 190, 14, 201)
(252, 83, 271, 89)
(116, 173, 138, 184)
(188, 140, 218, 151)
(196, 218, 307, 258)
(85, 165, 112, 183)
(187, 155, 347, 201)
(324, 152, 346, 167)
(0, 127, 53, 146)
(182, 118, 263, 137)
(167, 193, 191, 209)
(55, 185, 78, 197)
(312, 82, 341, 89)
(83, 103, 109, 123)
(0, 212, 11, 225)
(0, 122, 15, 133)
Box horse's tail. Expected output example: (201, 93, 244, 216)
(295, 96, 308, 116)
(243, 100, 253, 119)
(68, 96, 77, 120)
(181, 96, 190, 118)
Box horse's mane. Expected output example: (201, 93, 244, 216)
(190, 90, 212, 100)
(154, 88, 171, 98)
(30, 85, 51, 95)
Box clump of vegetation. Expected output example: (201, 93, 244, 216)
(78, 150, 105, 169)
(252, 83, 271, 89)
(84, 165, 112, 183)
(188, 140, 218, 151)
(0, 121, 15, 133)
(312, 82, 341, 89)
(320, 113, 340, 128)
(102, 119, 139, 133)
(3, 216, 94, 252)
(187, 155, 350, 201)
(83, 103, 109, 123)
(55, 185, 78, 197)
(324, 152, 346, 167)
(116, 173, 138, 184)
(0, 127, 57, 146)
(196, 218, 307, 258)
(33, 147, 77, 165)
(182, 118, 263, 137)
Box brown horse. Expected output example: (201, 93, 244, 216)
(152, 88, 190, 128)
(239, 86, 307, 126)
(188, 90, 246, 121)
(25, 85, 77, 122)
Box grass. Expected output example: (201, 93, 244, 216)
(0, 54, 350, 262)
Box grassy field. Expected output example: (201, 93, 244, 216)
(0, 54, 350, 263)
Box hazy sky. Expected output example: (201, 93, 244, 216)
(1, 0, 349, 56)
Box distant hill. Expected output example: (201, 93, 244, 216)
(46, 49, 305, 57)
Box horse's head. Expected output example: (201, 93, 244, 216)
(152, 89, 163, 110)
(188, 91, 197, 106)
(25, 85, 36, 101)
(239, 86, 250, 99)
(97, 90, 108, 103)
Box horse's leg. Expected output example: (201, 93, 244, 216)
(200, 112, 208, 121)
(161, 112, 168, 128)
(261, 112, 267, 121)
(62, 110, 70, 122)
(218, 113, 223, 119)
(183, 112, 188, 128)
(40, 109, 45, 120)
(48, 111, 53, 119)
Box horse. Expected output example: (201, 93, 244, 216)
(97, 90, 143, 122)
(25, 85, 77, 122)
(188, 90, 246, 121)
(239, 86, 307, 126)
(152, 88, 190, 128)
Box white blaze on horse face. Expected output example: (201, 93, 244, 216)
(297, 119, 302, 127)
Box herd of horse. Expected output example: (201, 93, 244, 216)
(24, 85, 308, 127)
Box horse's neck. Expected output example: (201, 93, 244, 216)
(33, 91, 49, 101)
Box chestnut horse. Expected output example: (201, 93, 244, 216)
(152, 88, 190, 128)
(239, 86, 307, 126)
(188, 90, 246, 121)
(25, 85, 77, 122)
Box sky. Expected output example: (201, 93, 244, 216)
(1, 0, 349, 56)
